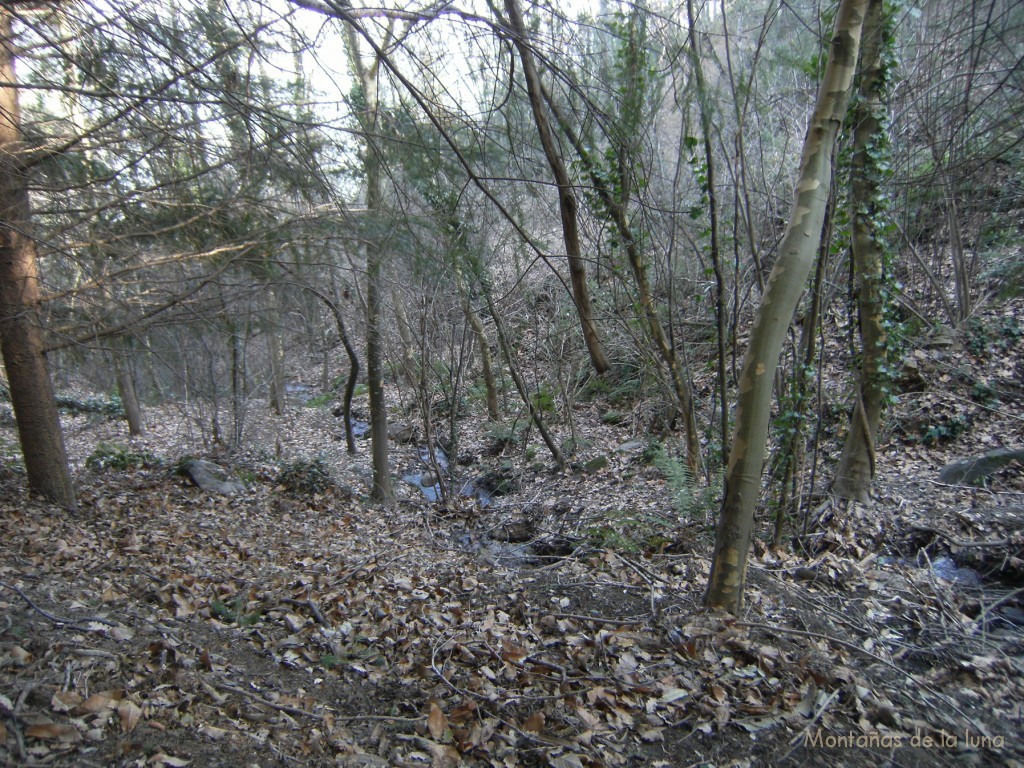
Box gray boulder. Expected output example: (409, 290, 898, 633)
(180, 459, 246, 495)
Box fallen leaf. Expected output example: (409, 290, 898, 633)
(523, 711, 545, 733)
(81, 693, 115, 714)
(428, 700, 447, 741)
(148, 754, 191, 767)
(199, 724, 229, 740)
(118, 700, 143, 732)
(26, 722, 81, 743)
(51, 690, 84, 713)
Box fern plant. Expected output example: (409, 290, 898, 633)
(647, 444, 720, 524)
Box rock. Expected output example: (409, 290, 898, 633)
(924, 324, 959, 348)
(388, 422, 416, 443)
(938, 446, 1024, 485)
(615, 439, 646, 453)
(583, 455, 609, 473)
(180, 459, 246, 495)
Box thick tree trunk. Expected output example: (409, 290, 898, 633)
(833, 0, 890, 503)
(706, 0, 868, 612)
(0, 12, 76, 509)
(502, 0, 610, 376)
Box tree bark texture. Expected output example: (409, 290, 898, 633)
(502, 0, 610, 376)
(706, 0, 868, 612)
(833, 0, 890, 502)
(0, 12, 76, 509)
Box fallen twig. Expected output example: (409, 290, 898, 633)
(0, 582, 117, 630)
(911, 525, 1011, 549)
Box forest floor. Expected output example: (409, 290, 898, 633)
(1, 304, 1023, 767)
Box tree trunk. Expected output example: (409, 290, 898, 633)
(0, 12, 76, 509)
(687, 0, 728, 467)
(114, 339, 145, 437)
(706, 0, 868, 612)
(461, 291, 500, 422)
(833, 0, 891, 502)
(230, 317, 246, 448)
(344, 23, 395, 503)
(502, 0, 610, 376)
(484, 288, 565, 471)
(266, 292, 287, 416)
(392, 288, 419, 386)
(540, 87, 701, 479)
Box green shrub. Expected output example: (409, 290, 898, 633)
(651, 444, 716, 524)
(57, 393, 123, 416)
(210, 596, 259, 626)
(601, 410, 626, 425)
(276, 457, 335, 496)
(86, 442, 160, 471)
(964, 315, 1021, 357)
(305, 392, 334, 408)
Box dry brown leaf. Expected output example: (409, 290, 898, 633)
(118, 700, 143, 732)
(148, 753, 191, 767)
(427, 700, 447, 741)
(26, 722, 81, 743)
(51, 690, 83, 713)
(81, 693, 115, 714)
(522, 711, 545, 733)
(640, 727, 665, 742)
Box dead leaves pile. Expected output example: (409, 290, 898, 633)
(0, 460, 1022, 767)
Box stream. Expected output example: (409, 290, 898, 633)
(402, 446, 493, 506)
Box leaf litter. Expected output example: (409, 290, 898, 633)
(1, 314, 1023, 766)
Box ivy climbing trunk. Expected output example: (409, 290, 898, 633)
(706, 0, 868, 612)
(502, 0, 609, 376)
(833, 0, 892, 502)
(0, 11, 76, 509)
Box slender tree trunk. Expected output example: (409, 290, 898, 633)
(115, 339, 145, 437)
(0, 13, 76, 509)
(484, 288, 565, 471)
(687, 0, 728, 469)
(393, 287, 418, 385)
(341, 20, 395, 501)
(502, 0, 609, 375)
(365, 155, 393, 501)
(541, 89, 701, 478)
(833, 0, 891, 502)
(266, 290, 287, 416)
(706, 0, 868, 612)
(462, 292, 500, 422)
(306, 285, 359, 454)
(230, 319, 246, 448)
